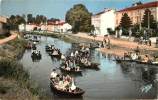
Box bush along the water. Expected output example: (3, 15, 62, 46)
(0, 58, 49, 99)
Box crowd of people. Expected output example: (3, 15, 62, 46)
(122, 46, 158, 63)
(50, 69, 77, 92)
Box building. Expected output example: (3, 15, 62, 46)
(0, 16, 8, 35)
(19, 20, 72, 33)
(115, 1, 158, 27)
(91, 9, 116, 36)
(47, 20, 72, 33)
(19, 24, 38, 32)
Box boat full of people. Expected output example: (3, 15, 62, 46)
(50, 69, 85, 97)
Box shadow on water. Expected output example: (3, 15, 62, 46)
(20, 35, 158, 100)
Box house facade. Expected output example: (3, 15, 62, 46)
(19, 20, 72, 33)
(47, 20, 72, 33)
(115, 1, 158, 27)
(91, 9, 116, 36)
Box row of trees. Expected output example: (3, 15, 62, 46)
(7, 14, 61, 30)
(27, 14, 47, 25)
(119, 9, 157, 37)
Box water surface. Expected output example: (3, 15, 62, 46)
(20, 35, 158, 100)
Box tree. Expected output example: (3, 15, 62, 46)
(27, 14, 34, 24)
(34, 15, 47, 25)
(7, 15, 26, 30)
(65, 4, 92, 33)
(48, 18, 60, 22)
(120, 13, 132, 30)
(119, 13, 132, 35)
(142, 9, 157, 29)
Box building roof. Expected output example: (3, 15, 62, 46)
(47, 20, 65, 25)
(93, 9, 115, 16)
(117, 1, 158, 12)
(0, 16, 7, 23)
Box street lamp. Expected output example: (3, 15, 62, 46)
(147, 11, 150, 29)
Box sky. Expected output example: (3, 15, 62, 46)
(0, 0, 156, 20)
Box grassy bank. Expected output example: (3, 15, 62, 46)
(27, 31, 95, 43)
(0, 37, 50, 100)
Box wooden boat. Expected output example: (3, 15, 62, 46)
(25, 44, 32, 49)
(59, 66, 82, 74)
(136, 61, 158, 66)
(115, 58, 158, 66)
(45, 45, 53, 52)
(115, 58, 137, 63)
(50, 78, 85, 97)
(31, 53, 41, 59)
(50, 53, 61, 59)
(78, 62, 100, 70)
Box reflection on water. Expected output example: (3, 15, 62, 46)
(20, 36, 158, 100)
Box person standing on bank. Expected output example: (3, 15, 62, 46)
(107, 35, 111, 49)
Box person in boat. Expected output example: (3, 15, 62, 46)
(69, 60, 73, 68)
(57, 49, 61, 55)
(50, 69, 58, 79)
(65, 60, 69, 67)
(70, 52, 74, 57)
(142, 55, 150, 63)
(75, 50, 79, 57)
(152, 56, 158, 64)
(56, 80, 65, 90)
(75, 66, 80, 71)
(65, 66, 71, 71)
(61, 54, 66, 60)
(131, 52, 138, 60)
(69, 78, 77, 92)
(52, 49, 59, 55)
(51, 45, 55, 50)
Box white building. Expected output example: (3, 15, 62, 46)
(91, 9, 116, 36)
(19, 22, 72, 33)
(19, 24, 38, 32)
(47, 20, 72, 33)
(59, 23, 72, 33)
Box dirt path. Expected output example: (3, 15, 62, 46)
(72, 33, 158, 57)
(0, 33, 17, 45)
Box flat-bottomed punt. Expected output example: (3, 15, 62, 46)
(59, 66, 82, 74)
(50, 78, 85, 97)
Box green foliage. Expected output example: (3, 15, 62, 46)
(131, 24, 140, 37)
(0, 58, 49, 98)
(27, 14, 35, 24)
(142, 9, 157, 29)
(107, 28, 115, 35)
(119, 13, 132, 30)
(7, 15, 26, 30)
(65, 4, 92, 33)
(48, 18, 60, 22)
(26, 14, 47, 25)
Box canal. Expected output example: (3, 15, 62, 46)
(20, 35, 158, 100)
